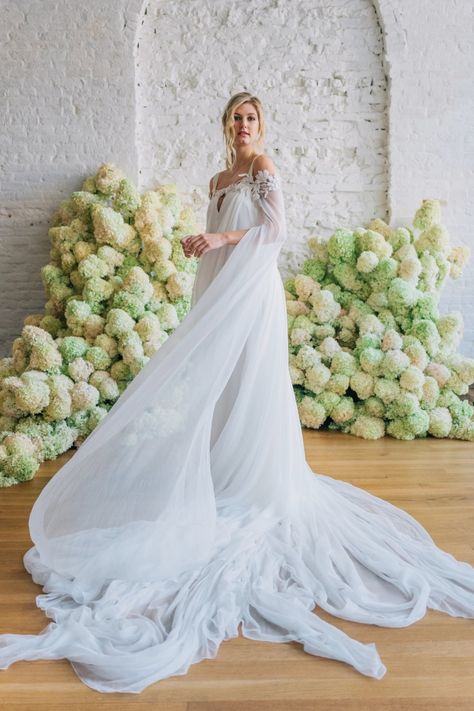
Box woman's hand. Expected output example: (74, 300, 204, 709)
(181, 232, 227, 258)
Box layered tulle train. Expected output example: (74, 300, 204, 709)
(2, 468, 474, 693)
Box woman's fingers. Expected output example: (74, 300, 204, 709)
(187, 235, 207, 257)
(181, 235, 195, 257)
(181, 233, 209, 258)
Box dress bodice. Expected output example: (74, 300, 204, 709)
(206, 157, 281, 234)
(192, 160, 282, 307)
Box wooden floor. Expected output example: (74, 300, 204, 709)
(0, 429, 473, 710)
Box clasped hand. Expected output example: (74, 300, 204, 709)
(181, 232, 226, 258)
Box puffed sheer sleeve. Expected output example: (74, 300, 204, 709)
(248, 168, 287, 246)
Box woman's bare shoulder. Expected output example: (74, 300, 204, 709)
(209, 174, 216, 196)
(252, 154, 277, 178)
(209, 171, 223, 196)
(211, 168, 230, 189)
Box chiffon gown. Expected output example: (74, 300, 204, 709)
(1, 158, 474, 694)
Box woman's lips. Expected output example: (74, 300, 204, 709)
(239, 131, 249, 135)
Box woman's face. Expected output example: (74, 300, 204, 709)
(232, 102, 259, 148)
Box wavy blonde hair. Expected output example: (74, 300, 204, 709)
(221, 92, 266, 170)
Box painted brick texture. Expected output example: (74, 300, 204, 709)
(1, 0, 472, 357)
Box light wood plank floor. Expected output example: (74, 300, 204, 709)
(0, 429, 473, 710)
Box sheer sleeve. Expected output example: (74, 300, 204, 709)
(248, 168, 287, 246)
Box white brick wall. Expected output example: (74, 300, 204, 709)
(0, 0, 142, 356)
(375, 0, 474, 358)
(1, 0, 473, 357)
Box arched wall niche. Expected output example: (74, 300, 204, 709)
(133, 0, 390, 278)
(130, 1, 474, 357)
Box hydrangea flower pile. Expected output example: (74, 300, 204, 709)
(0, 163, 199, 486)
(1, 174, 472, 487)
(285, 199, 474, 441)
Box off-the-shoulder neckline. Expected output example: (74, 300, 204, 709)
(210, 169, 280, 198)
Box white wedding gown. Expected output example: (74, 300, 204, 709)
(1, 159, 474, 694)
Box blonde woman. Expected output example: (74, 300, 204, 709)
(1, 92, 473, 694)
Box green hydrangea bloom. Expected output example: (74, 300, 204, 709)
(356, 250, 379, 273)
(359, 347, 384, 376)
(367, 257, 398, 291)
(388, 227, 411, 252)
(437, 312, 463, 339)
(111, 291, 146, 320)
(2, 453, 39, 481)
(293, 314, 316, 335)
(405, 409, 430, 435)
(434, 253, 450, 287)
(326, 373, 350, 395)
(364, 396, 385, 418)
(387, 278, 419, 312)
(112, 179, 141, 222)
(386, 391, 420, 419)
(302, 259, 326, 284)
(297, 397, 327, 428)
(309, 290, 341, 323)
(420, 376, 440, 410)
(331, 351, 358, 377)
(404, 341, 429, 371)
(366, 290, 388, 311)
(353, 334, 381, 357)
(307, 236, 329, 263)
(315, 391, 341, 415)
(156, 303, 179, 331)
(305, 363, 331, 393)
(413, 199, 442, 230)
(414, 224, 450, 257)
(411, 293, 440, 321)
(377, 309, 398, 330)
(284, 276, 297, 297)
(331, 396, 355, 423)
(350, 370, 375, 399)
(350, 414, 385, 439)
(408, 319, 441, 357)
(356, 230, 392, 259)
(295, 345, 321, 370)
(312, 324, 336, 341)
(382, 349, 410, 377)
(428, 407, 452, 437)
(77, 254, 110, 280)
(374, 378, 400, 405)
(84, 346, 112, 370)
(327, 229, 357, 265)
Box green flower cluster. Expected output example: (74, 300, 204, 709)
(0, 163, 200, 486)
(285, 199, 473, 441)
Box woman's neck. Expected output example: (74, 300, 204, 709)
(231, 148, 258, 171)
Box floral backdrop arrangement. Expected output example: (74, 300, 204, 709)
(285, 200, 474, 441)
(0, 164, 199, 486)
(1, 165, 473, 487)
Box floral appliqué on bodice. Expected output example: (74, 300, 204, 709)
(210, 169, 281, 212)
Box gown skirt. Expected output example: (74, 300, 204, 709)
(0, 164, 473, 693)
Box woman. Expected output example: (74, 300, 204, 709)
(1, 92, 473, 694)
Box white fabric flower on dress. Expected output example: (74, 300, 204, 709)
(249, 169, 281, 202)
